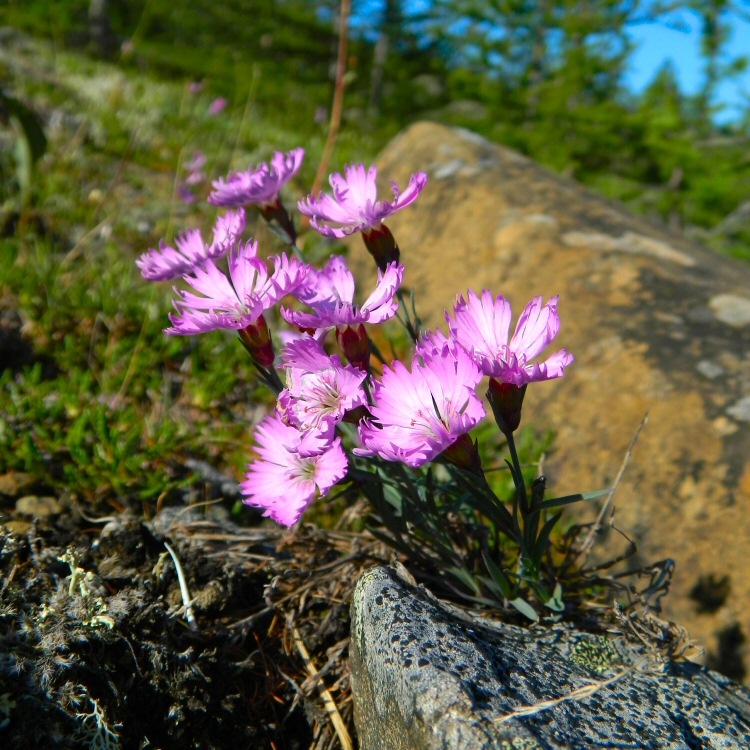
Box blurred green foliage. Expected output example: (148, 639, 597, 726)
(3, 0, 748, 256)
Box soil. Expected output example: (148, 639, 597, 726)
(0, 479, 390, 750)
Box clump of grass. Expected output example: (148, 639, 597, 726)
(0, 230, 272, 506)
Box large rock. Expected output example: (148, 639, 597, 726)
(350, 566, 750, 749)
(349, 122, 750, 678)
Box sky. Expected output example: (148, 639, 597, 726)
(624, 8, 750, 124)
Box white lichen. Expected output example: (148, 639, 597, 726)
(57, 548, 115, 629)
(71, 687, 122, 750)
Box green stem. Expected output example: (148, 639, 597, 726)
(253, 361, 284, 394)
(505, 429, 536, 564)
(396, 288, 420, 342)
(505, 430, 528, 516)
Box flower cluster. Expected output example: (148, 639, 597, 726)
(137, 149, 573, 530)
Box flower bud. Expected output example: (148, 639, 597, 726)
(260, 199, 297, 245)
(362, 224, 400, 272)
(238, 314, 275, 367)
(487, 379, 527, 434)
(336, 323, 371, 373)
(440, 432, 483, 475)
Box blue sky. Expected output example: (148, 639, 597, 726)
(625, 8, 750, 123)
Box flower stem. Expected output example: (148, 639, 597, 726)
(505, 428, 542, 574)
(253, 361, 284, 394)
(505, 430, 529, 518)
(396, 288, 420, 342)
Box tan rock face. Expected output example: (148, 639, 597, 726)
(348, 121, 750, 680)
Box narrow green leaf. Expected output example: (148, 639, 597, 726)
(481, 552, 512, 599)
(446, 565, 482, 596)
(0, 89, 47, 164)
(382, 483, 404, 513)
(532, 511, 562, 564)
(510, 597, 539, 622)
(477, 575, 505, 600)
(534, 488, 612, 511)
(544, 582, 565, 612)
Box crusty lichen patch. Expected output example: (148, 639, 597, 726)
(500, 738, 543, 750)
(569, 636, 621, 675)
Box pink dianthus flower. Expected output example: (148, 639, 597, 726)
(447, 291, 574, 386)
(298, 163, 427, 239)
(209, 148, 305, 208)
(241, 413, 348, 526)
(278, 336, 368, 433)
(208, 97, 228, 115)
(357, 345, 485, 468)
(136, 209, 245, 282)
(281, 255, 403, 331)
(413, 329, 481, 386)
(165, 241, 307, 336)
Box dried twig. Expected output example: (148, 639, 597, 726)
(227, 606, 276, 631)
(292, 624, 353, 750)
(495, 660, 643, 724)
(0, 563, 18, 600)
(301, 638, 350, 693)
(578, 412, 648, 562)
(308, 0, 351, 203)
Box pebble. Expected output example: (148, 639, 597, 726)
(15, 495, 62, 516)
(3, 519, 32, 534)
(709, 293, 750, 327)
(0, 472, 39, 498)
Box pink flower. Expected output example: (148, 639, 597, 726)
(209, 148, 305, 208)
(281, 255, 403, 331)
(413, 329, 481, 387)
(298, 163, 427, 239)
(165, 241, 307, 335)
(212, 209, 247, 249)
(241, 413, 348, 526)
(357, 345, 485, 468)
(136, 209, 246, 281)
(208, 97, 228, 115)
(177, 183, 197, 204)
(184, 151, 207, 174)
(278, 336, 367, 433)
(184, 151, 207, 188)
(447, 291, 574, 386)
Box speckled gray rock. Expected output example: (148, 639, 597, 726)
(349, 566, 750, 749)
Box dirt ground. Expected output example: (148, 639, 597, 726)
(0, 477, 389, 749)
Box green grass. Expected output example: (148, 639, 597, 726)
(0, 226, 273, 508)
